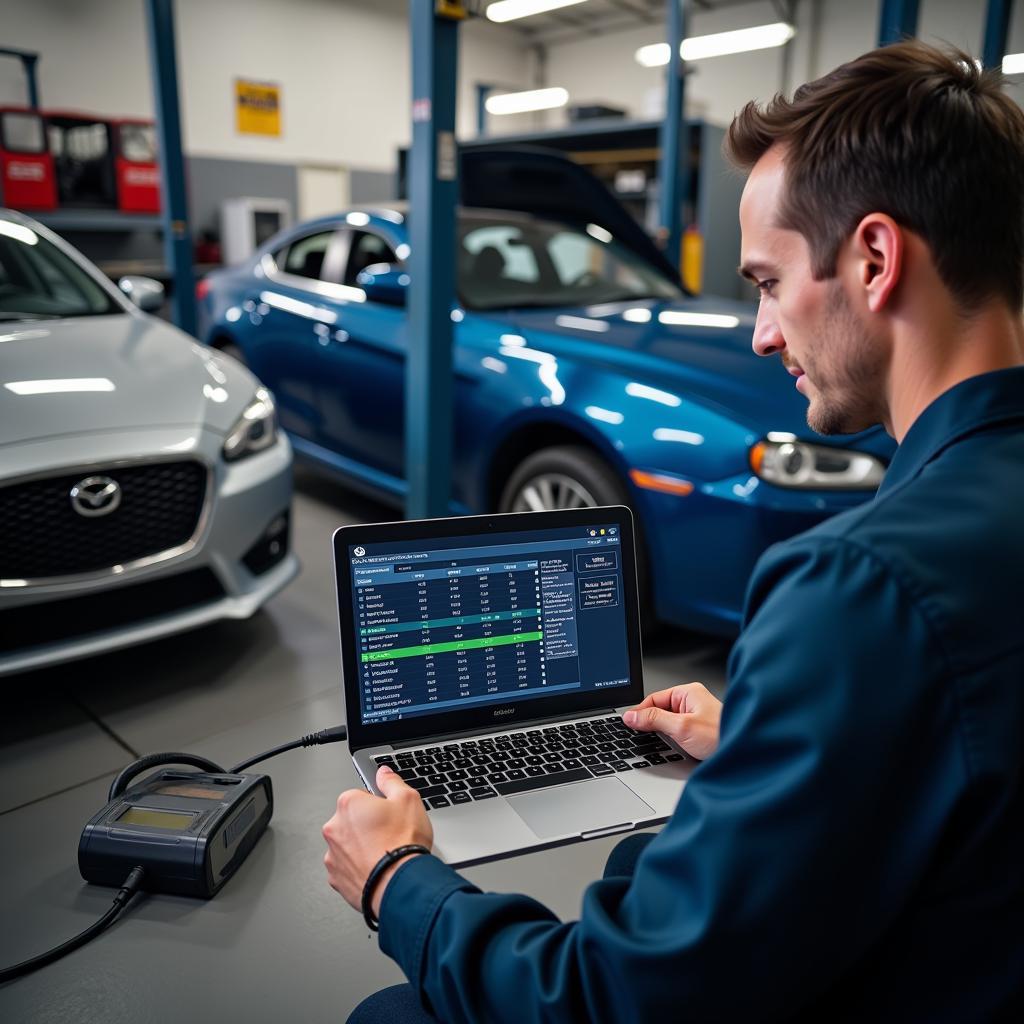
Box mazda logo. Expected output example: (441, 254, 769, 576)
(70, 476, 122, 518)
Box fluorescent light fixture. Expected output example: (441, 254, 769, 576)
(0, 220, 39, 245)
(626, 382, 682, 407)
(659, 310, 740, 329)
(585, 405, 625, 425)
(622, 307, 652, 323)
(486, 87, 569, 116)
(486, 0, 588, 23)
(5, 377, 115, 395)
(636, 22, 796, 67)
(1003, 52, 1024, 74)
(346, 212, 370, 227)
(586, 223, 612, 244)
(555, 314, 610, 333)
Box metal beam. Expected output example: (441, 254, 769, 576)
(877, 0, 919, 46)
(657, 0, 688, 275)
(983, 0, 1014, 69)
(406, 2, 459, 520)
(477, 83, 491, 136)
(0, 48, 41, 109)
(143, 0, 197, 336)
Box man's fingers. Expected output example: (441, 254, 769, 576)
(623, 705, 681, 736)
(376, 763, 414, 799)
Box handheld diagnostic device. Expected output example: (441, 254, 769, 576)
(79, 769, 273, 898)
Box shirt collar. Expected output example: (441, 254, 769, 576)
(878, 366, 1024, 497)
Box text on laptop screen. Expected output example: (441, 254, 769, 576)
(349, 524, 630, 725)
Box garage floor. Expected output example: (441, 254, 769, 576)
(0, 468, 732, 1023)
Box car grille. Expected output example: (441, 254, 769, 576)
(0, 567, 226, 655)
(0, 461, 207, 581)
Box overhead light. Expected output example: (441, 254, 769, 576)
(486, 0, 588, 23)
(1003, 52, 1024, 74)
(485, 87, 569, 115)
(585, 223, 612, 243)
(636, 22, 796, 67)
(658, 311, 739, 328)
(5, 377, 115, 395)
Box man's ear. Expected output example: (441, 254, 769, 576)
(851, 213, 903, 313)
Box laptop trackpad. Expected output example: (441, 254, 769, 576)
(507, 778, 654, 838)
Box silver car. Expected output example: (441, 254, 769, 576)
(0, 209, 299, 676)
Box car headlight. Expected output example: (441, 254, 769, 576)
(223, 388, 277, 462)
(750, 436, 885, 490)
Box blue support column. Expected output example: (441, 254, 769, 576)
(476, 83, 491, 136)
(406, 2, 459, 520)
(657, 0, 687, 275)
(878, 0, 920, 45)
(983, 0, 1014, 69)
(144, 0, 197, 336)
(0, 49, 41, 109)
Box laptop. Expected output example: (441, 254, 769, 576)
(333, 506, 694, 868)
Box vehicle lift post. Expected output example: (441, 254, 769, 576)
(657, 1, 688, 275)
(406, 1, 460, 520)
(983, 0, 1015, 70)
(877, 0, 920, 45)
(144, 0, 197, 336)
(0, 48, 40, 109)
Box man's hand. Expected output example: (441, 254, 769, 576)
(322, 765, 433, 918)
(623, 682, 723, 761)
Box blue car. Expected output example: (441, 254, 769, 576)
(198, 153, 893, 635)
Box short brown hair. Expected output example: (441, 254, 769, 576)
(726, 40, 1024, 311)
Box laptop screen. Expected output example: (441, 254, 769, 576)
(346, 520, 632, 728)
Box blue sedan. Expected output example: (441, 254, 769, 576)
(198, 200, 893, 636)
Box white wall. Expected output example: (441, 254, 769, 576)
(0, 0, 535, 171)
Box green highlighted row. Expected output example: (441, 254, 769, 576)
(361, 630, 543, 663)
(361, 608, 540, 636)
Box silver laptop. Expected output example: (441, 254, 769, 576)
(333, 506, 693, 868)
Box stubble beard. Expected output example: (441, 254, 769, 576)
(805, 284, 886, 436)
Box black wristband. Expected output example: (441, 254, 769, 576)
(361, 845, 431, 931)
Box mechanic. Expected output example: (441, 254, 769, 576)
(324, 41, 1024, 1022)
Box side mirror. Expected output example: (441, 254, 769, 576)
(356, 264, 408, 307)
(119, 275, 165, 313)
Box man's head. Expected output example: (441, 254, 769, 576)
(727, 41, 1024, 435)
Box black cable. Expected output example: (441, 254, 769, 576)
(0, 866, 145, 985)
(230, 725, 347, 773)
(108, 752, 225, 801)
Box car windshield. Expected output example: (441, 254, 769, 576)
(0, 220, 121, 320)
(458, 215, 682, 311)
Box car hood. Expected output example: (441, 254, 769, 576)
(0, 314, 257, 446)
(505, 296, 895, 456)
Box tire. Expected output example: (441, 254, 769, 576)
(498, 446, 657, 629)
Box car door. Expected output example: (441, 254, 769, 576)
(240, 226, 345, 444)
(315, 228, 408, 477)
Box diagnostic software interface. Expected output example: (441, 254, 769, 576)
(348, 523, 631, 725)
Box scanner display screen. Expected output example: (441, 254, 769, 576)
(118, 807, 195, 830)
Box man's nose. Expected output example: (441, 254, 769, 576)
(752, 306, 785, 358)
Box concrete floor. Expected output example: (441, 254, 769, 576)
(0, 468, 732, 1023)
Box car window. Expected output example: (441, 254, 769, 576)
(458, 216, 681, 311)
(0, 222, 119, 319)
(120, 124, 156, 163)
(1, 112, 45, 154)
(344, 231, 397, 286)
(462, 225, 540, 285)
(281, 230, 335, 281)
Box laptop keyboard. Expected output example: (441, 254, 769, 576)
(372, 716, 685, 811)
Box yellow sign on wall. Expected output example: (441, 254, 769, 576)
(235, 79, 281, 136)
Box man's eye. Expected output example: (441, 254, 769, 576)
(756, 279, 777, 297)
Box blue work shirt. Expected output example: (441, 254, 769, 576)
(378, 367, 1024, 1022)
